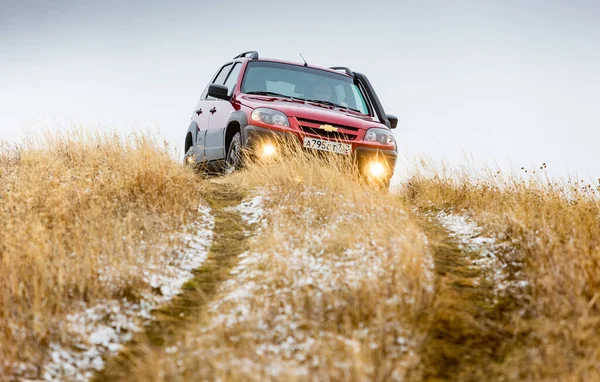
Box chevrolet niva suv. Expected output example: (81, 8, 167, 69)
(184, 50, 398, 185)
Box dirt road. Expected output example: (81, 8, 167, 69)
(94, 182, 248, 381)
(93, 183, 521, 381)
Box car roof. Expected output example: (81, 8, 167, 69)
(236, 57, 353, 78)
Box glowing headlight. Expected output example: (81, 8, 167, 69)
(251, 108, 290, 127)
(261, 143, 276, 157)
(367, 162, 387, 178)
(364, 128, 395, 145)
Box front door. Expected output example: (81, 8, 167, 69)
(205, 101, 234, 161)
(192, 63, 234, 163)
(205, 62, 242, 161)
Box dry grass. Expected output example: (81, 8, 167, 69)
(0, 130, 204, 379)
(132, 145, 436, 381)
(403, 162, 600, 381)
(7, 129, 596, 381)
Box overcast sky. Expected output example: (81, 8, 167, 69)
(1, 0, 599, 180)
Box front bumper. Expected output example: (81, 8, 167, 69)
(243, 124, 397, 177)
(243, 124, 292, 146)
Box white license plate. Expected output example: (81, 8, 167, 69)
(302, 137, 352, 155)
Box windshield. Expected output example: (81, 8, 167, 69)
(241, 61, 370, 115)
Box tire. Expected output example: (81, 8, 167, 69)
(224, 132, 242, 175)
(184, 146, 195, 166)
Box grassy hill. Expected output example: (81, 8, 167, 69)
(2, 132, 599, 381)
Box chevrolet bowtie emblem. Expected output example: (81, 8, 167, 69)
(319, 124, 338, 132)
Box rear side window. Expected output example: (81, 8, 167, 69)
(223, 63, 242, 95)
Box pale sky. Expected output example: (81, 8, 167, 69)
(1, 0, 599, 179)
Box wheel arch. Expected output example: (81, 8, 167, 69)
(224, 121, 241, 156)
(184, 132, 193, 153)
(185, 122, 198, 153)
(223, 110, 248, 155)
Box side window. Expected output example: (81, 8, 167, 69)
(223, 63, 242, 96)
(204, 63, 233, 100)
(213, 64, 233, 85)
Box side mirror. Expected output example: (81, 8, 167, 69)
(208, 84, 230, 100)
(387, 114, 398, 129)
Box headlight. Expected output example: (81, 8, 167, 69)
(364, 128, 395, 145)
(367, 161, 387, 178)
(251, 108, 290, 127)
(261, 142, 277, 157)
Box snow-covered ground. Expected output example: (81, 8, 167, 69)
(166, 190, 434, 380)
(235, 194, 267, 226)
(436, 211, 528, 294)
(25, 205, 214, 382)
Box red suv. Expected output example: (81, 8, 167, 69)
(184, 51, 398, 184)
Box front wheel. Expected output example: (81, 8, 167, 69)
(224, 132, 242, 175)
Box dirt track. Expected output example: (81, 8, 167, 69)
(94, 182, 248, 381)
(93, 186, 520, 382)
(417, 218, 517, 381)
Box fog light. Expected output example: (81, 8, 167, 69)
(261, 143, 276, 157)
(186, 155, 195, 164)
(367, 162, 386, 178)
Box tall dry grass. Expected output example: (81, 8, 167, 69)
(135, 145, 435, 381)
(404, 162, 600, 381)
(0, 130, 202, 378)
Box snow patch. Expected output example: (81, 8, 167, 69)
(27, 204, 214, 382)
(236, 194, 266, 226)
(436, 210, 527, 295)
(171, 191, 432, 379)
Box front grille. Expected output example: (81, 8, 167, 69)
(296, 118, 359, 141)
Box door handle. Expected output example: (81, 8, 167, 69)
(195, 109, 202, 115)
(209, 107, 217, 114)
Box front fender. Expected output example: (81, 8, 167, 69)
(223, 109, 249, 143)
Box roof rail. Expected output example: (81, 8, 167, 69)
(329, 66, 354, 76)
(233, 51, 259, 60)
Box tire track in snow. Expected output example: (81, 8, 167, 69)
(93, 182, 250, 382)
(418, 211, 523, 380)
(25, 205, 214, 382)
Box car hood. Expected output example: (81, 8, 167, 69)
(239, 95, 383, 130)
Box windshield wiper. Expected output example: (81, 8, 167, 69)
(303, 98, 338, 107)
(246, 91, 294, 99)
(303, 98, 362, 113)
(247, 93, 363, 113)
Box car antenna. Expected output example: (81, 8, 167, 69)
(299, 53, 308, 67)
